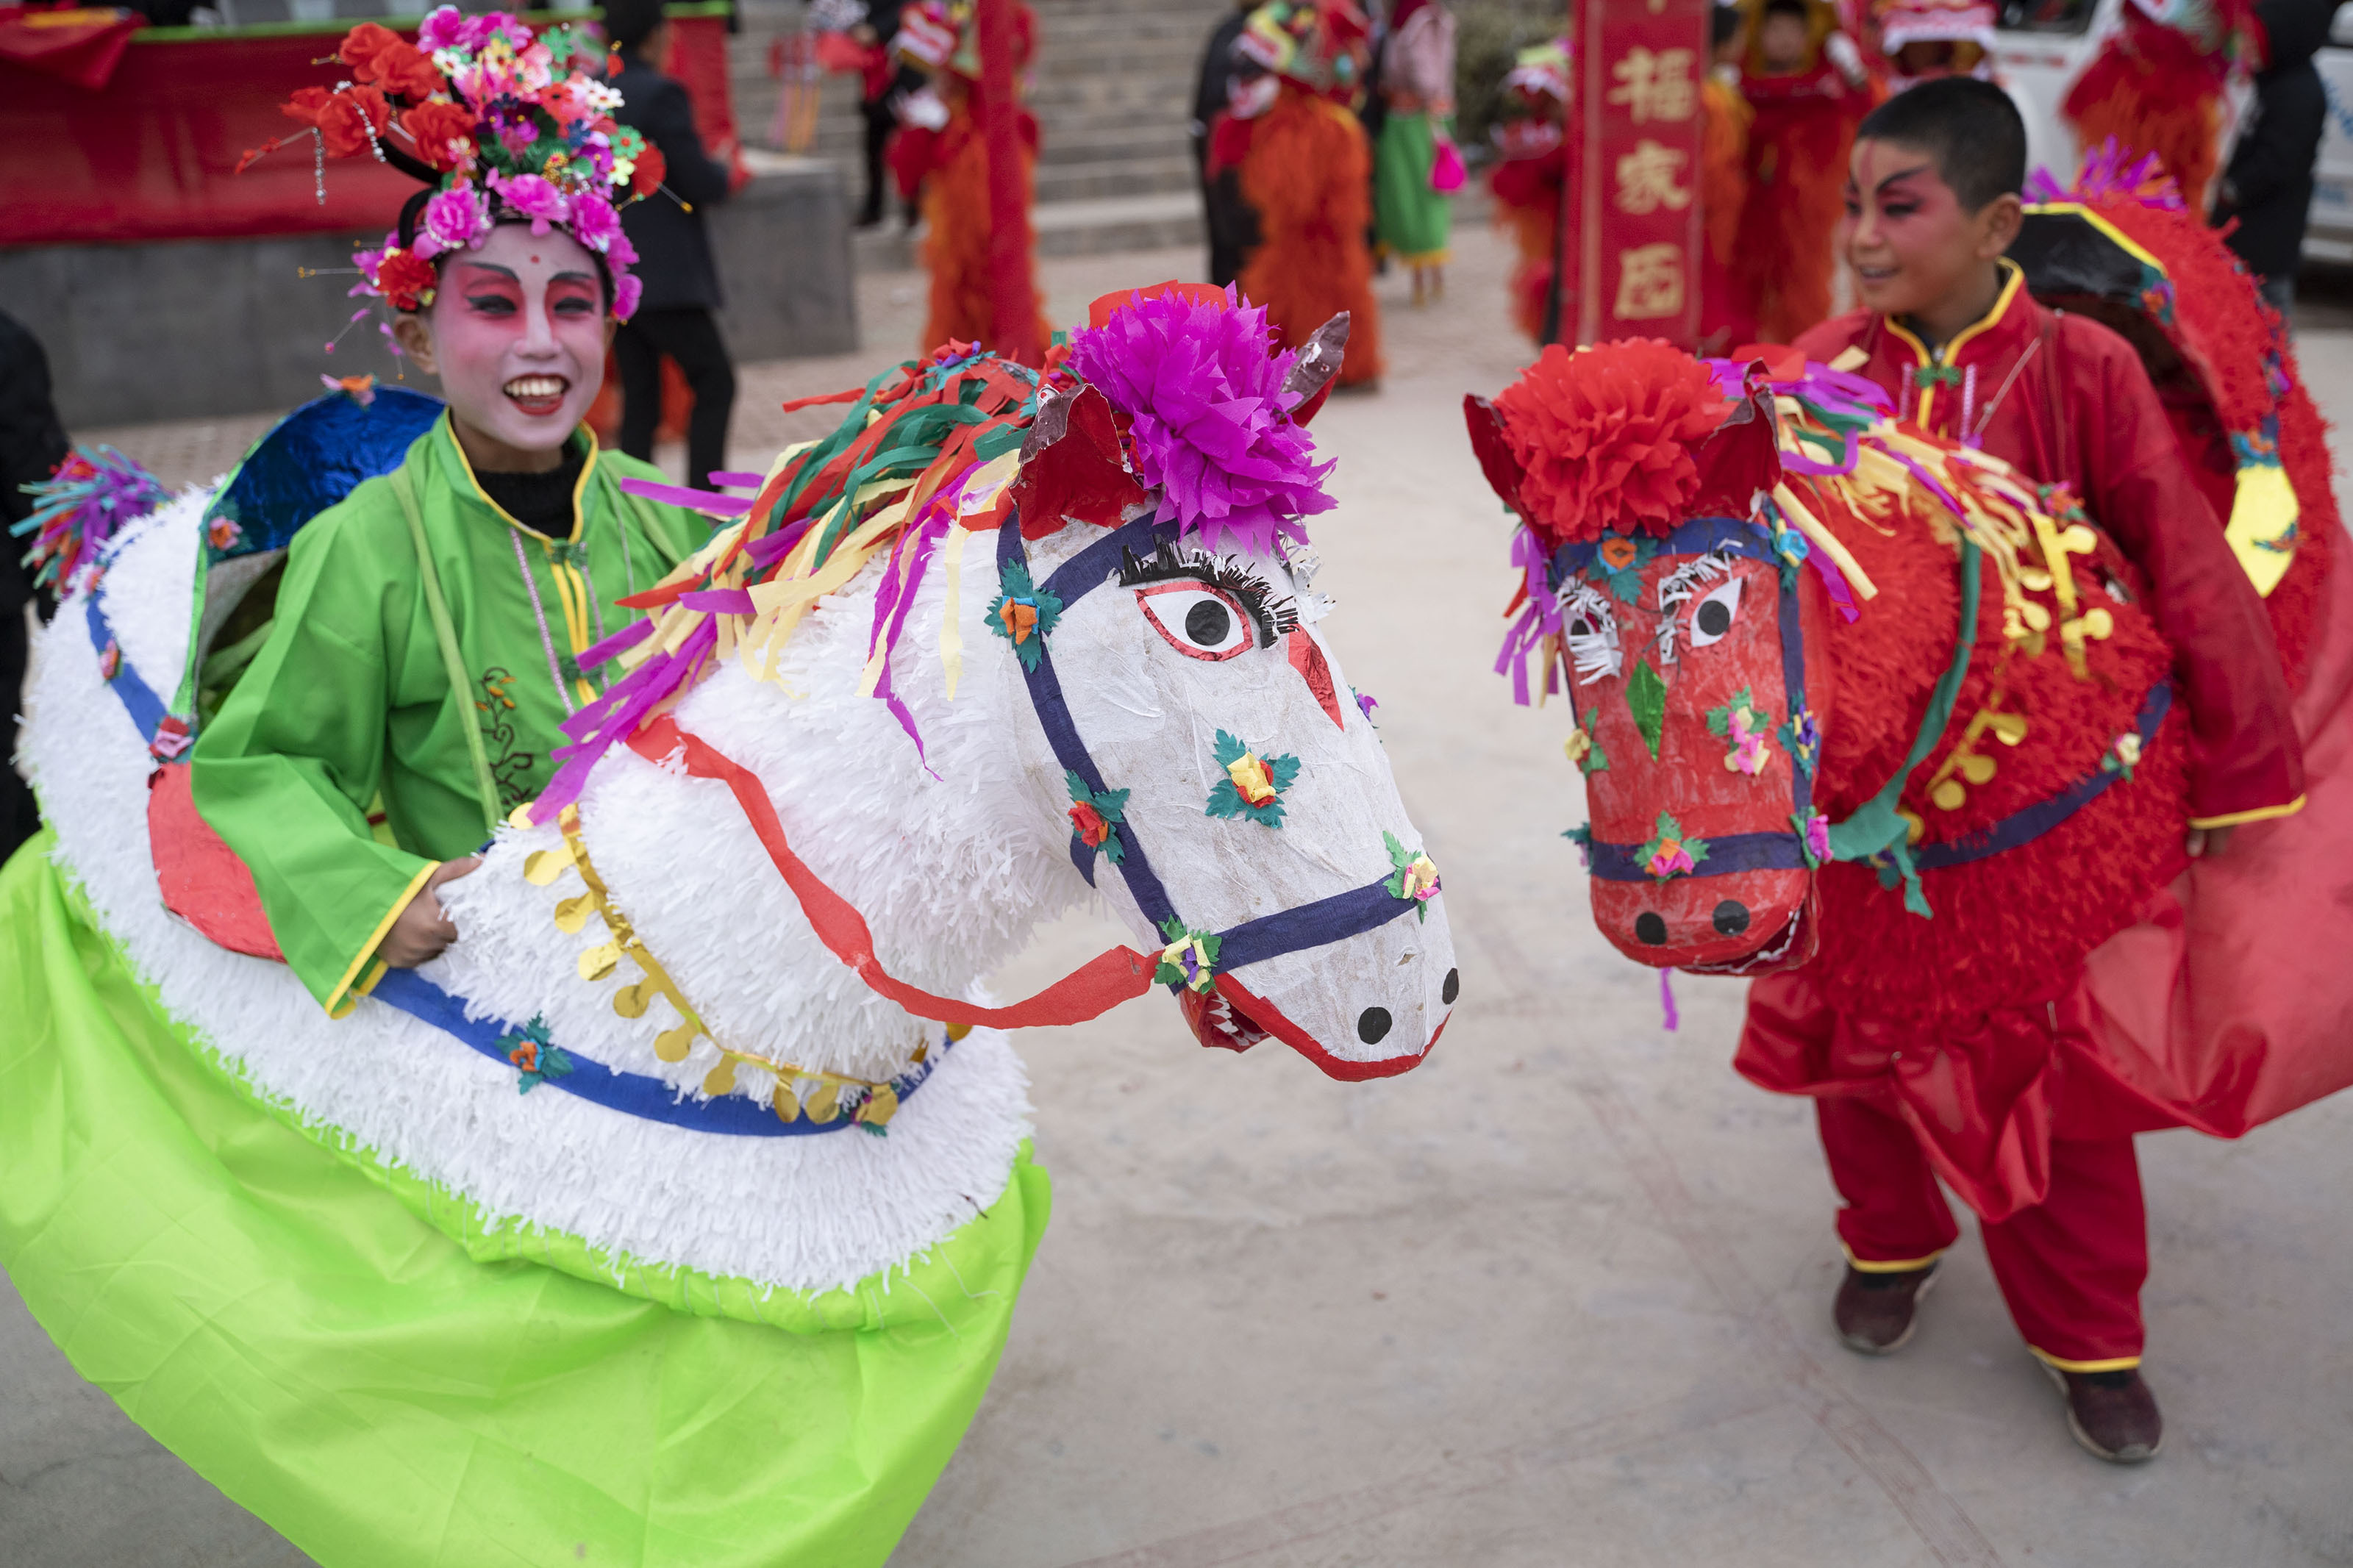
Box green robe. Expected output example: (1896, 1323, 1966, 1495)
(191, 415, 705, 1014)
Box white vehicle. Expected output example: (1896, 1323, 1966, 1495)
(1991, 0, 2353, 261)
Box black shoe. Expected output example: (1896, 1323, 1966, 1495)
(2041, 1364, 2163, 1463)
(1832, 1260, 1940, 1355)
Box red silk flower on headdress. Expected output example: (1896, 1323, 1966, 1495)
(1492, 339, 1735, 542)
(282, 83, 391, 160)
(400, 99, 479, 171)
(338, 21, 446, 102)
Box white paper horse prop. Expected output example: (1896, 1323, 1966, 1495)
(6, 283, 1454, 1567)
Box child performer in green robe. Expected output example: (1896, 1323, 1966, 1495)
(192, 18, 709, 1017)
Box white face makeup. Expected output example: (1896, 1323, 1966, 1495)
(398, 222, 611, 472)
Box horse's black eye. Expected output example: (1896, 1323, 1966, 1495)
(1690, 578, 1743, 647)
(1185, 598, 1232, 647)
(1568, 617, 1592, 637)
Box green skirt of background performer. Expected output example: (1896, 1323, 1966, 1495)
(1374, 112, 1452, 263)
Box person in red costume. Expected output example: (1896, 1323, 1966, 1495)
(1207, 0, 1383, 388)
(883, 0, 1048, 352)
(1731, 0, 1873, 343)
(1485, 37, 1569, 346)
(1752, 77, 2306, 1464)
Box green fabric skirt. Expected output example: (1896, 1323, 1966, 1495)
(0, 831, 1049, 1567)
(1374, 112, 1452, 262)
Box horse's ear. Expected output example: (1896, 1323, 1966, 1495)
(1463, 393, 1528, 518)
(1688, 382, 1782, 518)
(1281, 312, 1351, 426)
(1011, 382, 1148, 537)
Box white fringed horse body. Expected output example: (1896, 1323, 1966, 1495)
(21, 307, 1454, 1304)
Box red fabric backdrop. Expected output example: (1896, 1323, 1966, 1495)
(0, 12, 738, 248)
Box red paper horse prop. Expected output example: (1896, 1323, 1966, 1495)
(1468, 327, 2353, 1220)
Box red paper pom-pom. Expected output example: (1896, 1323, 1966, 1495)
(1492, 338, 1735, 544)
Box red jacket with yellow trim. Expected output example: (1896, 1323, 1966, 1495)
(1795, 276, 2304, 826)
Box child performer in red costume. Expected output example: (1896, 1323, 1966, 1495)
(885, 0, 1049, 352)
(1748, 78, 2307, 1464)
(1486, 37, 1570, 347)
(1732, 0, 1873, 343)
(1208, 0, 1383, 388)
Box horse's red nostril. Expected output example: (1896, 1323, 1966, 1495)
(1713, 900, 1750, 935)
(1635, 912, 1668, 945)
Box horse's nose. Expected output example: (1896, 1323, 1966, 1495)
(1357, 1006, 1392, 1043)
(1635, 912, 1668, 945)
(1713, 899, 1750, 936)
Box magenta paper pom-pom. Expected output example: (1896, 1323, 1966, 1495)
(1068, 286, 1335, 558)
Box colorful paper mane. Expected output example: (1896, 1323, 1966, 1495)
(536, 283, 1345, 817)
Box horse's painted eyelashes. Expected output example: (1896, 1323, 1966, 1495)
(1117, 543, 1297, 648)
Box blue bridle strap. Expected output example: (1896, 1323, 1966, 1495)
(88, 592, 171, 743)
(999, 514, 1185, 926)
(997, 511, 1421, 978)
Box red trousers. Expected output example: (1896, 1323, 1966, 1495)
(1818, 1095, 2148, 1367)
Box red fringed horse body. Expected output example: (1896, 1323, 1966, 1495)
(1474, 340, 2188, 1010)
(1469, 320, 2352, 1217)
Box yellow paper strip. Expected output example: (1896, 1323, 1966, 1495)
(938, 523, 971, 700)
(1773, 482, 1879, 601)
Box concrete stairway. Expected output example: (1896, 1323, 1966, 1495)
(731, 0, 1225, 265)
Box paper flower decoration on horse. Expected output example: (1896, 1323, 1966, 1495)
(1204, 730, 1300, 827)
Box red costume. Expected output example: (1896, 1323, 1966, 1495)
(1743, 262, 2313, 1369)
(1210, 0, 1383, 387)
(1732, 0, 1872, 343)
(885, 0, 1049, 353)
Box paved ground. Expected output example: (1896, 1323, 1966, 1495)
(9, 226, 2353, 1567)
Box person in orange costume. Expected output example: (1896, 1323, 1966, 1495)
(884, 0, 1049, 352)
(1731, 0, 1873, 343)
(1752, 76, 2305, 1466)
(1207, 0, 1383, 388)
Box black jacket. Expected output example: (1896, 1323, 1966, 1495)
(2216, 0, 2334, 281)
(612, 51, 736, 313)
(0, 309, 69, 617)
(1191, 10, 1252, 150)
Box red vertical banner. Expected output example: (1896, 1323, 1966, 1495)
(1570, 0, 1709, 348)
(976, 0, 1040, 366)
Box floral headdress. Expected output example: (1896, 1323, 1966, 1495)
(1236, 0, 1371, 96)
(241, 7, 660, 320)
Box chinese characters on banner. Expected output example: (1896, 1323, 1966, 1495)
(1563, 0, 1710, 348)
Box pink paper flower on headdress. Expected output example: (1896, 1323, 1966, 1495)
(418, 4, 470, 51)
(1068, 284, 1336, 558)
(613, 272, 643, 321)
(413, 184, 492, 259)
(567, 192, 633, 264)
(489, 170, 570, 234)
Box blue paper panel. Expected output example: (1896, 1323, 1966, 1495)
(204, 385, 446, 559)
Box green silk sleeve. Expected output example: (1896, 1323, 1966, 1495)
(192, 493, 437, 1017)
